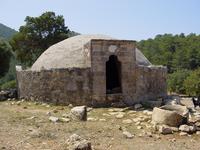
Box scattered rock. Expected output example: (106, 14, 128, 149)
(29, 129, 42, 138)
(27, 116, 36, 120)
(179, 124, 196, 133)
(102, 113, 110, 117)
(170, 127, 179, 132)
(145, 132, 153, 137)
(180, 97, 195, 109)
(52, 109, 58, 113)
(46, 111, 51, 116)
(195, 122, 200, 127)
(127, 110, 136, 114)
(152, 105, 189, 127)
(87, 117, 97, 121)
(196, 131, 200, 135)
(122, 119, 132, 124)
(179, 132, 188, 136)
(122, 131, 134, 139)
(66, 134, 92, 150)
(137, 126, 143, 129)
(134, 104, 143, 110)
(135, 122, 141, 125)
(68, 104, 73, 108)
(116, 113, 124, 119)
(62, 113, 70, 118)
(158, 125, 173, 134)
(87, 107, 93, 112)
(70, 106, 87, 121)
(170, 138, 176, 142)
(109, 112, 120, 115)
(143, 110, 153, 115)
(132, 118, 142, 123)
(108, 109, 114, 112)
(60, 118, 70, 123)
(16, 101, 21, 106)
(155, 135, 161, 140)
(49, 116, 59, 123)
(99, 118, 106, 122)
(118, 126, 127, 131)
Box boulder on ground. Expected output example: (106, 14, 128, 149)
(179, 124, 196, 133)
(66, 134, 92, 150)
(152, 105, 189, 127)
(163, 95, 180, 105)
(180, 97, 195, 109)
(70, 106, 87, 121)
(158, 125, 173, 134)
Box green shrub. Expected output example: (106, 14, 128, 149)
(184, 68, 200, 98)
(0, 80, 16, 90)
(167, 69, 190, 94)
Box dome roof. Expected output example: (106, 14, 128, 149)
(31, 34, 151, 71)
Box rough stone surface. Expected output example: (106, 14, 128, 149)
(180, 97, 195, 109)
(134, 104, 143, 110)
(179, 125, 196, 133)
(66, 134, 92, 150)
(152, 105, 189, 127)
(16, 34, 167, 106)
(0, 89, 17, 101)
(122, 119, 133, 124)
(179, 132, 188, 136)
(49, 116, 59, 123)
(123, 131, 134, 139)
(70, 106, 87, 121)
(158, 125, 173, 134)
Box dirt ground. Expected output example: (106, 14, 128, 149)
(0, 100, 200, 150)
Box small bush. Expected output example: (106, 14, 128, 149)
(184, 68, 200, 98)
(167, 69, 190, 94)
(0, 80, 16, 90)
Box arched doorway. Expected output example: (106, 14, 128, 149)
(106, 55, 122, 94)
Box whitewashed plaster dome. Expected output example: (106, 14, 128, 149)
(31, 34, 151, 71)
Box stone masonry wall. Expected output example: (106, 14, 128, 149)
(16, 68, 93, 105)
(90, 39, 137, 105)
(135, 65, 167, 102)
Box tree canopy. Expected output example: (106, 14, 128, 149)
(137, 33, 200, 73)
(184, 68, 200, 98)
(10, 11, 70, 66)
(0, 38, 12, 77)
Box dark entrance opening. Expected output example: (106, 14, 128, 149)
(106, 55, 122, 94)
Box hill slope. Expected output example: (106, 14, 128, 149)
(0, 23, 17, 40)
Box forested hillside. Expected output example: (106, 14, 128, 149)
(0, 23, 17, 40)
(137, 33, 200, 73)
(138, 33, 200, 96)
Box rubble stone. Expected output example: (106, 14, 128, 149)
(70, 106, 87, 121)
(152, 105, 189, 127)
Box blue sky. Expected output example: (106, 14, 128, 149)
(1, 0, 200, 41)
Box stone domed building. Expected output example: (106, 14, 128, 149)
(16, 34, 167, 106)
